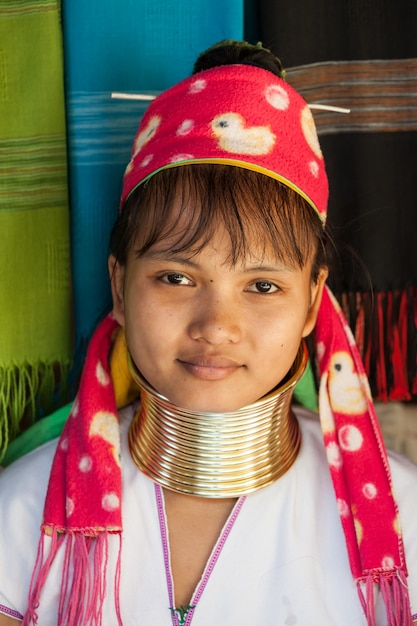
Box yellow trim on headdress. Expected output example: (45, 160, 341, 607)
(127, 157, 325, 225)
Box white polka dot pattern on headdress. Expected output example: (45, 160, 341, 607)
(134, 115, 161, 155)
(140, 154, 153, 168)
(265, 84, 290, 110)
(188, 78, 207, 94)
(176, 119, 194, 136)
(169, 153, 194, 163)
(120, 65, 329, 218)
(102, 492, 120, 511)
(309, 161, 319, 178)
(301, 106, 322, 158)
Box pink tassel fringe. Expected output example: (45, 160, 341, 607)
(357, 569, 413, 626)
(23, 530, 123, 626)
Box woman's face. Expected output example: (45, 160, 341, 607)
(110, 200, 327, 413)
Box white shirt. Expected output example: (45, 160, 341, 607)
(0, 405, 416, 625)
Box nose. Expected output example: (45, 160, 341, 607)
(189, 293, 241, 345)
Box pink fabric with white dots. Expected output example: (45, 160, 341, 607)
(121, 65, 329, 220)
(42, 313, 122, 532)
(316, 287, 407, 583)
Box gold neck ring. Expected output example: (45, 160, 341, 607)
(128, 343, 307, 498)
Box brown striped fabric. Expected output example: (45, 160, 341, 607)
(287, 58, 417, 134)
(253, 1, 417, 401)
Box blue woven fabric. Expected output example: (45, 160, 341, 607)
(62, 0, 243, 374)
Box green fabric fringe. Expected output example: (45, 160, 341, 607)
(0, 361, 71, 463)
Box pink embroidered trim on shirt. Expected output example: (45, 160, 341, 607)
(155, 483, 245, 626)
(0, 604, 24, 619)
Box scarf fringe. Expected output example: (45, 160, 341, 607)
(337, 288, 417, 402)
(357, 569, 413, 626)
(23, 530, 122, 626)
(0, 360, 72, 462)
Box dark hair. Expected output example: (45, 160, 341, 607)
(192, 40, 286, 79)
(110, 164, 327, 281)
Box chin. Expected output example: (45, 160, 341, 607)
(171, 391, 257, 414)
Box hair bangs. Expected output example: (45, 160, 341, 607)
(110, 164, 324, 273)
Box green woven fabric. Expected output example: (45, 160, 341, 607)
(0, 1, 72, 461)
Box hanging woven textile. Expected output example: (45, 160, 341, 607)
(62, 0, 244, 385)
(0, 0, 72, 460)
(254, 0, 417, 402)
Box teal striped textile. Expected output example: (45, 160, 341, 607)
(62, 0, 244, 378)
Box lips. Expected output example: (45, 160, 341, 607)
(178, 354, 242, 381)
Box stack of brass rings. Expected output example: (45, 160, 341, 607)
(128, 343, 307, 497)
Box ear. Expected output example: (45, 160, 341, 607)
(302, 267, 328, 337)
(108, 254, 126, 327)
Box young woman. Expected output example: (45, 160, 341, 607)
(0, 41, 416, 626)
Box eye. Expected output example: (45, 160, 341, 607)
(160, 273, 193, 286)
(247, 281, 280, 294)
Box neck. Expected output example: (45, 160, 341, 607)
(128, 343, 307, 498)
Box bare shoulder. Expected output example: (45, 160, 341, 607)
(0, 614, 21, 625)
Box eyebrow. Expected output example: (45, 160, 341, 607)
(140, 249, 296, 273)
(244, 264, 295, 273)
(138, 249, 200, 268)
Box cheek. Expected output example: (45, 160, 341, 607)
(124, 317, 161, 387)
(252, 319, 301, 372)
(124, 296, 180, 363)
(258, 304, 308, 344)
